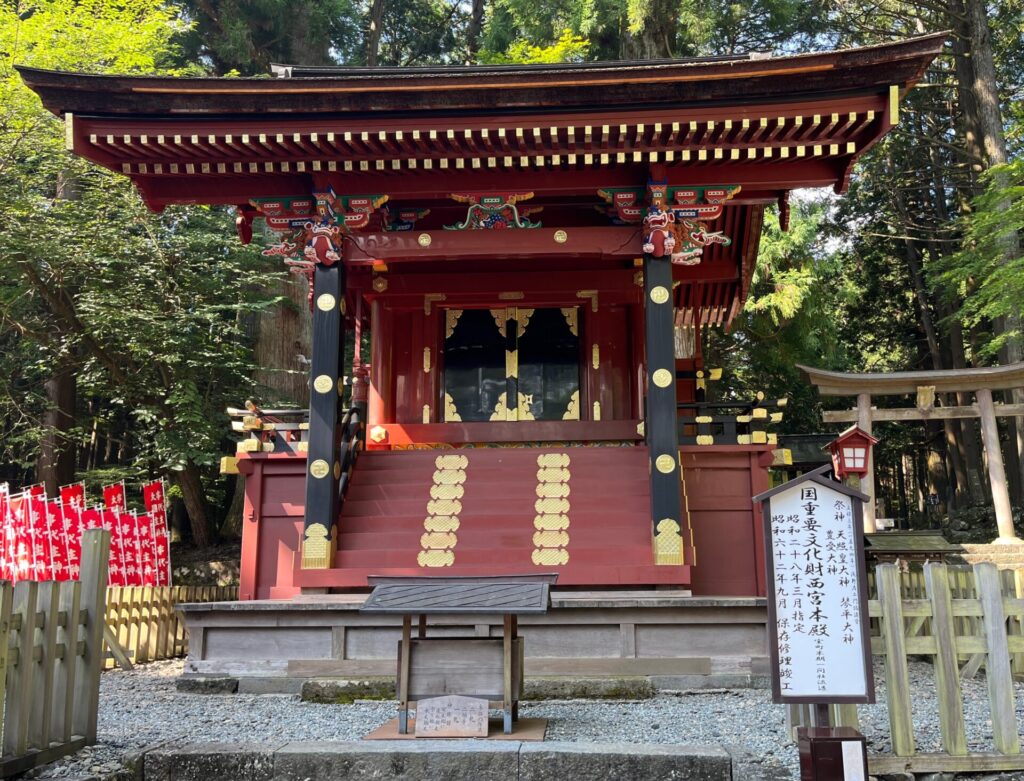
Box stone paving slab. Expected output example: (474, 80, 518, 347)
(141, 740, 736, 780)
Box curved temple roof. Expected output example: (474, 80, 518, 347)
(17, 34, 945, 328)
(19, 33, 944, 117)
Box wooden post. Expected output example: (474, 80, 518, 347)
(876, 564, 914, 756)
(369, 299, 385, 429)
(7, 581, 38, 756)
(503, 613, 513, 734)
(52, 581, 81, 745)
(857, 393, 877, 533)
(0, 583, 12, 746)
(923, 562, 968, 755)
(74, 528, 111, 743)
(302, 261, 346, 569)
(977, 388, 1021, 542)
(398, 614, 412, 734)
(643, 252, 684, 564)
(975, 562, 1020, 754)
(31, 582, 60, 750)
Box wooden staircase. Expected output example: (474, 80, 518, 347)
(314, 446, 691, 587)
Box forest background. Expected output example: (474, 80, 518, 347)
(1, 0, 1022, 547)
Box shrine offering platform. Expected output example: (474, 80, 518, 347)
(179, 591, 768, 693)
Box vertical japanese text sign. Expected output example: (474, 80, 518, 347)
(754, 465, 875, 704)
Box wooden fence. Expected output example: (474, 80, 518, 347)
(793, 562, 1024, 776)
(103, 585, 237, 670)
(0, 529, 110, 778)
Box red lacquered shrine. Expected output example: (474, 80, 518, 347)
(21, 34, 942, 600)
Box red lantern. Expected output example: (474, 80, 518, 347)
(826, 425, 878, 480)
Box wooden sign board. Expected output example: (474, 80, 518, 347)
(415, 695, 489, 737)
(755, 466, 875, 704)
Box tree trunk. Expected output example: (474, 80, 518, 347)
(896, 454, 909, 525)
(466, 0, 485, 61)
(963, 0, 1024, 501)
(285, 1, 334, 66)
(175, 463, 213, 547)
(220, 474, 246, 540)
(366, 0, 387, 67)
(253, 276, 311, 406)
(36, 367, 77, 495)
(620, 0, 677, 59)
(949, 0, 985, 188)
(36, 169, 81, 494)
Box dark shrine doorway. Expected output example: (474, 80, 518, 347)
(443, 306, 581, 422)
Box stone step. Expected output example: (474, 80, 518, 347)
(141, 740, 737, 781)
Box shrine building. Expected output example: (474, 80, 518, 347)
(20, 34, 942, 611)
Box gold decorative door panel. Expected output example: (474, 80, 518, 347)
(443, 307, 581, 422)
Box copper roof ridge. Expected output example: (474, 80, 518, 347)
(16, 30, 947, 86)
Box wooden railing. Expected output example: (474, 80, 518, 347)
(677, 395, 786, 446)
(0, 529, 110, 778)
(103, 585, 237, 670)
(793, 562, 1024, 776)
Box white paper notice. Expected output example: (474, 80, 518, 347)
(767, 480, 870, 700)
(842, 739, 866, 780)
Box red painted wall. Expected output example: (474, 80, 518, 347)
(683, 448, 771, 597)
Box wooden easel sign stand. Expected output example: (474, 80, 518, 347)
(754, 465, 874, 781)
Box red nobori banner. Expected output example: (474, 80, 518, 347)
(102, 482, 127, 513)
(0, 482, 171, 586)
(60, 482, 86, 511)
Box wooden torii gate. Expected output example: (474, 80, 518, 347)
(799, 363, 1024, 541)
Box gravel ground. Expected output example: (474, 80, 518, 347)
(23, 658, 1024, 780)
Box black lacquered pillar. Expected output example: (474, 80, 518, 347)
(643, 254, 685, 565)
(302, 263, 346, 569)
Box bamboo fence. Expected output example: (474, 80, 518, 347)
(0, 530, 110, 778)
(793, 562, 1024, 776)
(102, 585, 237, 670)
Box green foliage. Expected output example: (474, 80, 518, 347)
(0, 2, 280, 537)
(484, 0, 819, 61)
(937, 158, 1024, 358)
(707, 199, 853, 433)
(1, 0, 1021, 536)
(177, 0, 361, 74)
(481, 29, 589, 64)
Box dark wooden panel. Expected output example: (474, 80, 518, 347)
(406, 637, 523, 701)
(304, 264, 345, 545)
(643, 255, 682, 532)
(362, 578, 551, 614)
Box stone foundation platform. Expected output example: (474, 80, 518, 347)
(140, 741, 747, 780)
(179, 591, 769, 693)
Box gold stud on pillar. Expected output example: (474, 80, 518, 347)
(652, 368, 673, 388)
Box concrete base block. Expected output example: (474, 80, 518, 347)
(238, 678, 304, 695)
(174, 677, 239, 694)
(301, 677, 395, 703)
(140, 740, 736, 780)
(144, 742, 283, 781)
(522, 676, 656, 700)
(518, 742, 731, 780)
(653, 673, 771, 690)
(274, 741, 519, 781)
